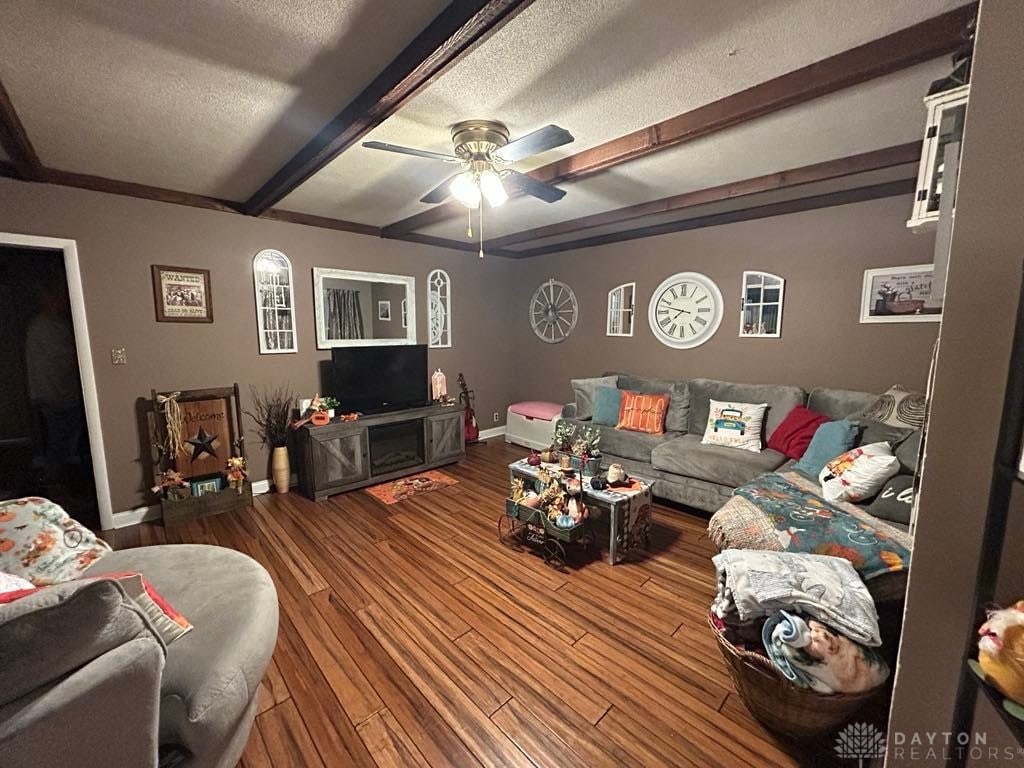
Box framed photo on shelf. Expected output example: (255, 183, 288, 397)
(152, 265, 213, 323)
(860, 264, 942, 324)
(190, 477, 222, 497)
(378, 300, 392, 321)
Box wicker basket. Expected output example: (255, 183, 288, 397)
(708, 614, 880, 740)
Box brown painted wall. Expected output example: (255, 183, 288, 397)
(888, 2, 1024, 763)
(509, 195, 939, 406)
(0, 178, 517, 513)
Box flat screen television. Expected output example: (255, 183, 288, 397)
(327, 344, 429, 414)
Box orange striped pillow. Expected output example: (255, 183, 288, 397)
(616, 390, 669, 434)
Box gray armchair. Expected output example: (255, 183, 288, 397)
(0, 544, 279, 768)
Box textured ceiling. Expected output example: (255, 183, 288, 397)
(0, 0, 448, 200)
(412, 58, 947, 241)
(278, 0, 964, 227)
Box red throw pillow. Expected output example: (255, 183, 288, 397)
(767, 405, 829, 459)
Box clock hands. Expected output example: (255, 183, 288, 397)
(670, 307, 691, 320)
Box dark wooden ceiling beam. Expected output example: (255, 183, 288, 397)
(511, 178, 915, 259)
(382, 3, 975, 237)
(0, 78, 43, 181)
(242, 0, 535, 217)
(487, 141, 921, 249)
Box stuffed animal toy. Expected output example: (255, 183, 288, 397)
(978, 601, 1024, 704)
(224, 456, 248, 494)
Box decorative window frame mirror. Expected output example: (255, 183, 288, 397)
(606, 282, 635, 337)
(428, 268, 452, 348)
(253, 249, 298, 354)
(313, 267, 416, 349)
(739, 271, 784, 338)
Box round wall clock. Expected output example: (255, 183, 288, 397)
(648, 272, 724, 349)
(530, 279, 578, 343)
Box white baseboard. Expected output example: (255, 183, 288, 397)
(111, 505, 161, 529)
(478, 425, 506, 441)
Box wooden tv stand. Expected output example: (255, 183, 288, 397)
(294, 403, 465, 501)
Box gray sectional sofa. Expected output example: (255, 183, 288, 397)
(560, 372, 895, 512)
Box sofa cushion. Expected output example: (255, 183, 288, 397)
(806, 388, 878, 421)
(857, 385, 927, 429)
(609, 373, 690, 433)
(700, 399, 768, 453)
(651, 434, 786, 488)
(867, 474, 915, 526)
(558, 418, 675, 463)
(895, 430, 922, 474)
(591, 386, 622, 426)
(570, 376, 618, 420)
(856, 419, 914, 448)
(0, 579, 158, 708)
(86, 544, 278, 757)
(767, 405, 829, 459)
(687, 379, 805, 438)
(793, 419, 859, 479)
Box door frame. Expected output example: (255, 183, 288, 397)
(0, 232, 113, 529)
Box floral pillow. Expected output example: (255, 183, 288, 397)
(0, 497, 110, 585)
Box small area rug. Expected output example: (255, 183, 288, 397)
(365, 470, 458, 505)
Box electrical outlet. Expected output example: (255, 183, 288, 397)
(492, 412, 500, 423)
(111, 347, 127, 365)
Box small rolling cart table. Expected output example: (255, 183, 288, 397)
(502, 458, 654, 567)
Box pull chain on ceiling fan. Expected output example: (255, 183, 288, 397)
(363, 120, 574, 257)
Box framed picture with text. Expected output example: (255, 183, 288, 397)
(152, 265, 213, 323)
(860, 264, 942, 324)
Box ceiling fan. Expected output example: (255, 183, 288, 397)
(362, 120, 574, 210)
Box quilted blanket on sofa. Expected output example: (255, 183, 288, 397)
(710, 471, 911, 581)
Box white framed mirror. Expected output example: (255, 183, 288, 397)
(740, 271, 784, 338)
(313, 268, 416, 349)
(253, 249, 297, 354)
(607, 282, 635, 337)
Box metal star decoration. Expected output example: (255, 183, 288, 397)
(186, 427, 218, 461)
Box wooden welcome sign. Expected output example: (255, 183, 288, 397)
(174, 396, 232, 477)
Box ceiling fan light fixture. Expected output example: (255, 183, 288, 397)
(450, 171, 480, 209)
(479, 169, 508, 207)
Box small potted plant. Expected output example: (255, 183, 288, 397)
(320, 396, 340, 418)
(246, 385, 294, 493)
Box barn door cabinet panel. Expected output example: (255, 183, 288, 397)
(426, 410, 465, 464)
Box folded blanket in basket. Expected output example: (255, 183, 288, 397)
(712, 549, 881, 646)
(763, 611, 889, 694)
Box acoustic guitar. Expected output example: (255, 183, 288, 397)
(457, 372, 480, 444)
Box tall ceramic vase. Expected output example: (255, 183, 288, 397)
(271, 446, 290, 494)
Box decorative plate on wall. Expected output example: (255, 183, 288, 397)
(530, 279, 578, 343)
(648, 272, 723, 349)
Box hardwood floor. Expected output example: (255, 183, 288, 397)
(110, 440, 842, 767)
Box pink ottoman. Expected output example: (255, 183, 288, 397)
(505, 401, 563, 450)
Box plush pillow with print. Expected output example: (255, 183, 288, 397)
(818, 442, 901, 504)
(701, 399, 768, 453)
(616, 390, 670, 435)
(867, 475, 916, 525)
(591, 386, 623, 426)
(0, 497, 110, 585)
(857, 385, 927, 429)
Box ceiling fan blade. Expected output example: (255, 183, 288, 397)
(493, 124, 574, 163)
(503, 171, 567, 203)
(420, 174, 460, 204)
(362, 141, 458, 162)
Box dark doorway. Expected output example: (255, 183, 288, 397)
(0, 246, 99, 529)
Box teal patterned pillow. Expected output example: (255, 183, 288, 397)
(591, 386, 622, 426)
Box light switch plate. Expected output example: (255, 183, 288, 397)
(111, 347, 127, 365)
